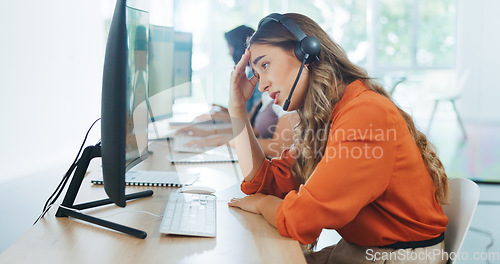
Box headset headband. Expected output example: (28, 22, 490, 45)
(258, 13, 307, 41)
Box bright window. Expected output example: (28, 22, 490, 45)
(116, 0, 457, 105)
(373, 0, 456, 71)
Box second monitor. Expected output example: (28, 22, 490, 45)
(148, 25, 175, 121)
(148, 26, 193, 122)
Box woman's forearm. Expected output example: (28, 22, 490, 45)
(257, 138, 285, 158)
(257, 195, 282, 228)
(229, 107, 266, 182)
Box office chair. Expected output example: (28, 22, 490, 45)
(442, 177, 480, 264)
(427, 70, 470, 139)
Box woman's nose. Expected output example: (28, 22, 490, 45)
(258, 78, 270, 93)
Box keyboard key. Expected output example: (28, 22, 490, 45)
(159, 192, 216, 237)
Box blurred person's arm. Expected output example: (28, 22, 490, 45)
(176, 124, 232, 137)
(185, 133, 234, 148)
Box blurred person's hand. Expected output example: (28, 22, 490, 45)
(185, 133, 233, 148)
(192, 113, 231, 123)
(175, 125, 216, 137)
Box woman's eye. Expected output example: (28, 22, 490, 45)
(262, 63, 268, 69)
(251, 69, 260, 79)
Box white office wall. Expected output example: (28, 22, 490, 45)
(0, 0, 106, 183)
(456, 0, 500, 124)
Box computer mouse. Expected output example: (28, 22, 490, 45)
(177, 185, 216, 194)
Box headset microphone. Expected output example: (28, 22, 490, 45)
(283, 56, 307, 111)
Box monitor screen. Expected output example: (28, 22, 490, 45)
(101, 2, 149, 207)
(125, 7, 149, 168)
(148, 25, 175, 121)
(172, 31, 193, 98)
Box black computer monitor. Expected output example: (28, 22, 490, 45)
(54, 0, 153, 239)
(101, 2, 150, 207)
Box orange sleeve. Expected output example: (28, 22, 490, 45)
(240, 149, 300, 199)
(275, 97, 400, 245)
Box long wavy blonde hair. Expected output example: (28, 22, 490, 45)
(248, 13, 448, 205)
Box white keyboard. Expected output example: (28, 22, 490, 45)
(159, 192, 216, 237)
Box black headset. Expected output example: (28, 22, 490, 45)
(257, 13, 321, 110)
(257, 13, 320, 64)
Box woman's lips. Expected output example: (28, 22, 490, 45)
(269, 91, 280, 104)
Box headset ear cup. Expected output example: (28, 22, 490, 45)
(293, 36, 321, 63)
(294, 41, 306, 62)
(301, 36, 321, 63)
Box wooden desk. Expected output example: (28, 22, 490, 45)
(0, 140, 306, 263)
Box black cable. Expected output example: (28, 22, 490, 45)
(283, 56, 307, 111)
(34, 118, 101, 225)
(42, 118, 101, 212)
(40, 163, 74, 214)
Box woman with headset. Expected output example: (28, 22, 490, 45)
(228, 13, 449, 263)
(177, 25, 299, 158)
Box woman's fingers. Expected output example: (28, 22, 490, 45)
(249, 75, 259, 88)
(234, 49, 250, 73)
(229, 49, 256, 110)
(231, 49, 252, 84)
(228, 197, 243, 207)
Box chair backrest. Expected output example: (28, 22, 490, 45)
(449, 69, 471, 99)
(442, 177, 480, 263)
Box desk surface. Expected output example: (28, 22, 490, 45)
(0, 140, 306, 263)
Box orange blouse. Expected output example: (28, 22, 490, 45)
(241, 80, 448, 246)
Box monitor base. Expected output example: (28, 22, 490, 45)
(55, 144, 153, 239)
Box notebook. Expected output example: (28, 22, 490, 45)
(91, 170, 199, 187)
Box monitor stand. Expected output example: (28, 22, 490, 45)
(55, 144, 154, 239)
